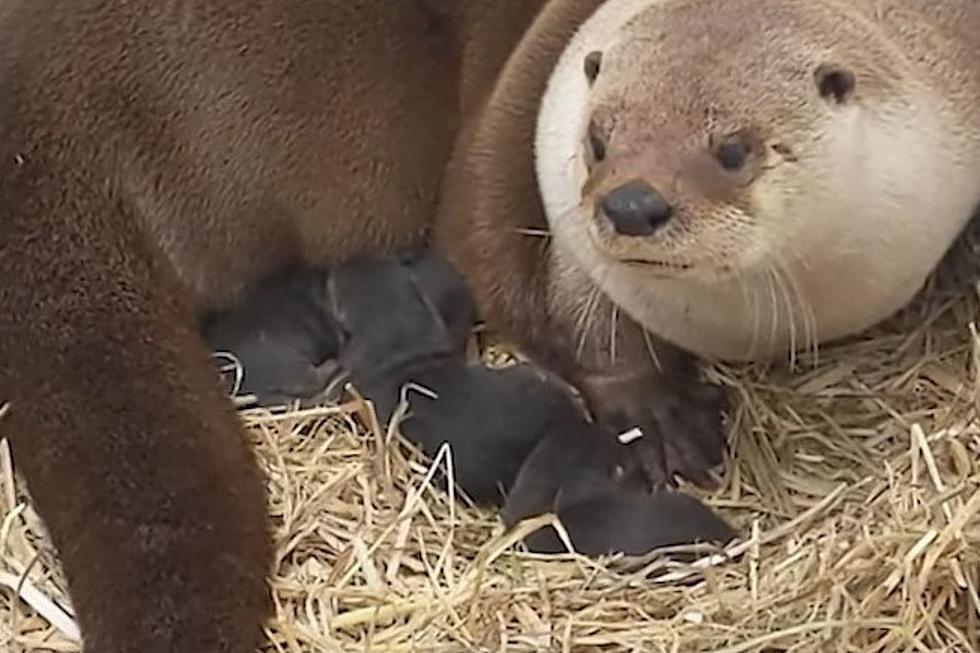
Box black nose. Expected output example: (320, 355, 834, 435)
(600, 180, 673, 236)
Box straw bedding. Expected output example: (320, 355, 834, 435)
(3, 227, 980, 652)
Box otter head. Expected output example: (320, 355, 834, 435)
(537, 0, 977, 361)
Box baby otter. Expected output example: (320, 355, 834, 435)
(326, 251, 568, 504)
(504, 421, 734, 556)
(202, 269, 341, 407)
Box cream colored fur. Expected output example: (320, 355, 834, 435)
(536, 0, 980, 362)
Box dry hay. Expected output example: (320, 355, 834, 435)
(4, 231, 980, 652)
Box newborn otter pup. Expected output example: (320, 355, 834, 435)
(503, 423, 735, 556)
(202, 269, 342, 407)
(328, 250, 575, 505)
(396, 246, 477, 353)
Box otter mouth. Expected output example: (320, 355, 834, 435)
(620, 258, 692, 271)
(616, 258, 695, 279)
(586, 227, 693, 273)
(589, 235, 696, 275)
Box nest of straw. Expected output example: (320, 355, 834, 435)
(4, 224, 980, 652)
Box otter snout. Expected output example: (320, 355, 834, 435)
(599, 179, 674, 236)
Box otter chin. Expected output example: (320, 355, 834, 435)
(536, 0, 980, 362)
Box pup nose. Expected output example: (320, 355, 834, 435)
(600, 180, 673, 236)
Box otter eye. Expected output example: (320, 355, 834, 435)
(584, 51, 603, 85)
(716, 142, 748, 170)
(815, 64, 856, 104)
(712, 132, 754, 171)
(587, 121, 606, 163)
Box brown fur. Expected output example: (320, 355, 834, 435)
(435, 0, 606, 366)
(0, 2, 547, 651)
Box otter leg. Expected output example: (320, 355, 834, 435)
(546, 264, 728, 488)
(0, 158, 272, 652)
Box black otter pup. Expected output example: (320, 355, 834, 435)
(202, 269, 342, 407)
(327, 251, 572, 505)
(503, 423, 735, 556)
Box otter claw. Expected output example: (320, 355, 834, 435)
(649, 375, 728, 487)
(581, 370, 729, 490)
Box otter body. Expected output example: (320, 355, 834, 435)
(502, 410, 735, 557)
(203, 268, 341, 407)
(0, 2, 548, 651)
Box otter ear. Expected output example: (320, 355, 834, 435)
(814, 64, 856, 104)
(584, 50, 603, 85)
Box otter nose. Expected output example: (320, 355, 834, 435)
(600, 180, 673, 236)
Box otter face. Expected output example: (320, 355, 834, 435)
(536, 0, 978, 360)
(563, 0, 906, 280)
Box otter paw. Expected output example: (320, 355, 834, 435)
(580, 370, 728, 489)
(632, 377, 728, 488)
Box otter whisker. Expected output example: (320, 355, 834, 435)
(578, 259, 618, 366)
(576, 258, 618, 362)
(641, 326, 664, 372)
(512, 227, 551, 238)
(575, 283, 603, 362)
(772, 249, 812, 362)
(610, 303, 620, 365)
(781, 247, 821, 365)
(735, 263, 763, 360)
(770, 263, 799, 368)
(764, 266, 782, 361)
(517, 200, 582, 240)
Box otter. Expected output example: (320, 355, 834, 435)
(502, 405, 734, 557)
(325, 250, 579, 505)
(203, 268, 341, 407)
(532, 0, 980, 363)
(436, 0, 980, 483)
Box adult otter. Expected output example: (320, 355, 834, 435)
(437, 0, 980, 481)
(531, 0, 980, 363)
